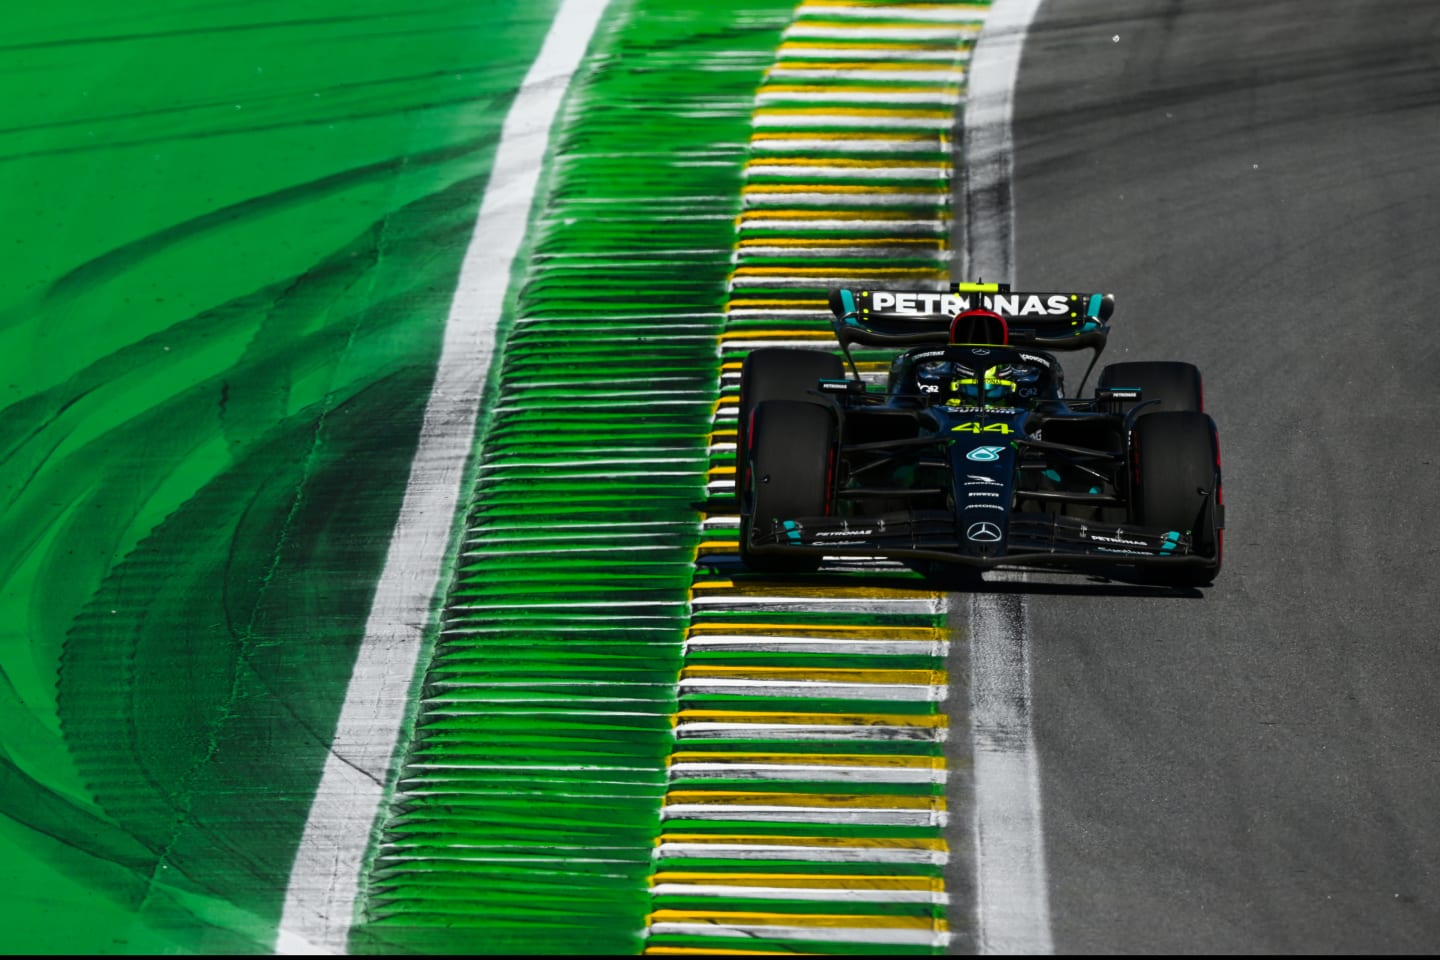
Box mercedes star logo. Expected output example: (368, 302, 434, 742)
(967, 521, 1002, 542)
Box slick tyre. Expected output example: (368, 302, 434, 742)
(1131, 411, 1222, 586)
(1098, 361, 1204, 417)
(740, 399, 836, 574)
(736, 348, 844, 507)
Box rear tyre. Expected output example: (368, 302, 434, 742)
(740, 399, 836, 573)
(736, 349, 845, 505)
(1131, 411, 1222, 586)
(1098, 360, 1203, 417)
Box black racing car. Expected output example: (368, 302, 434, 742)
(735, 281, 1223, 586)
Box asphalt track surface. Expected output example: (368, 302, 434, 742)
(993, 0, 1440, 952)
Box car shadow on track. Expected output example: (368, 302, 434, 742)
(922, 566, 1210, 599)
(699, 555, 1210, 599)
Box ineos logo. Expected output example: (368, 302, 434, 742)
(967, 521, 1002, 542)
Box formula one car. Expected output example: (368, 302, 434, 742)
(736, 282, 1223, 586)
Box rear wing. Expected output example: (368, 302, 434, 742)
(828, 281, 1114, 351)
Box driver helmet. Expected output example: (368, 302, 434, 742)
(948, 366, 1027, 404)
(941, 307, 1042, 404)
(913, 358, 1038, 405)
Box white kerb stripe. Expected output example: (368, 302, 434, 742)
(767, 68, 967, 82)
(648, 922, 950, 947)
(668, 762, 945, 783)
(274, 1, 611, 953)
(650, 883, 948, 904)
(785, 25, 979, 40)
(660, 805, 947, 827)
(654, 841, 948, 864)
(795, 4, 987, 21)
(776, 46, 965, 61)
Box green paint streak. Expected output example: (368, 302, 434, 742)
(0, 1, 559, 952)
(348, 0, 803, 953)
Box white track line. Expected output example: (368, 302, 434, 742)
(274, 1, 610, 953)
(968, 592, 1051, 955)
(963, 0, 1037, 282)
(962, 0, 1053, 955)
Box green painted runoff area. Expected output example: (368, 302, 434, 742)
(1, 0, 959, 953)
(0, 1, 557, 952)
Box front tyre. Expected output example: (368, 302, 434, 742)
(1098, 360, 1204, 417)
(736, 348, 845, 508)
(1131, 410, 1222, 586)
(739, 399, 836, 574)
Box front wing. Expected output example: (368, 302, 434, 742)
(747, 509, 1218, 571)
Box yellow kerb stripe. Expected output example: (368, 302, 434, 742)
(797, 0, 988, 9)
(716, 330, 834, 341)
(682, 617, 952, 635)
(726, 299, 828, 309)
(746, 158, 949, 170)
(753, 107, 951, 119)
(651, 872, 944, 890)
(792, 13, 982, 25)
(773, 60, 962, 72)
(668, 752, 944, 768)
(680, 666, 944, 684)
(733, 266, 944, 277)
(741, 183, 944, 194)
(687, 623, 945, 640)
(739, 207, 939, 218)
(690, 580, 942, 600)
(655, 835, 947, 850)
(642, 950, 816, 957)
(779, 41, 968, 53)
(761, 84, 962, 95)
(675, 710, 948, 727)
(663, 791, 944, 810)
(688, 588, 942, 605)
(751, 130, 946, 140)
(736, 236, 945, 247)
(647, 910, 947, 930)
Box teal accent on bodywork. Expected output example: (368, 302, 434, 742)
(1043, 469, 1062, 483)
(783, 520, 802, 542)
(841, 288, 857, 316)
(1087, 293, 1102, 318)
(1161, 530, 1181, 553)
(1089, 486, 1101, 494)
